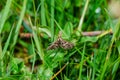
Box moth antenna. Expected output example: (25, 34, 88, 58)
(58, 31, 62, 38)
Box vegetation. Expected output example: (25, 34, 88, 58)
(0, 0, 120, 80)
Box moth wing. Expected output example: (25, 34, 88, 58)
(47, 40, 60, 50)
(60, 39, 74, 49)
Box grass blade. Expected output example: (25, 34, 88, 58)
(11, 0, 27, 49)
(0, 0, 12, 34)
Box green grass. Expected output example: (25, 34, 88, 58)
(0, 0, 120, 80)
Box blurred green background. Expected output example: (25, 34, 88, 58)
(0, 0, 120, 80)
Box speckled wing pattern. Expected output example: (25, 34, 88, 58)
(47, 39, 60, 50)
(47, 37, 74, 50)
(59, 38, 74, 49)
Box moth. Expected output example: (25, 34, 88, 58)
(47, 31, 74, 50)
